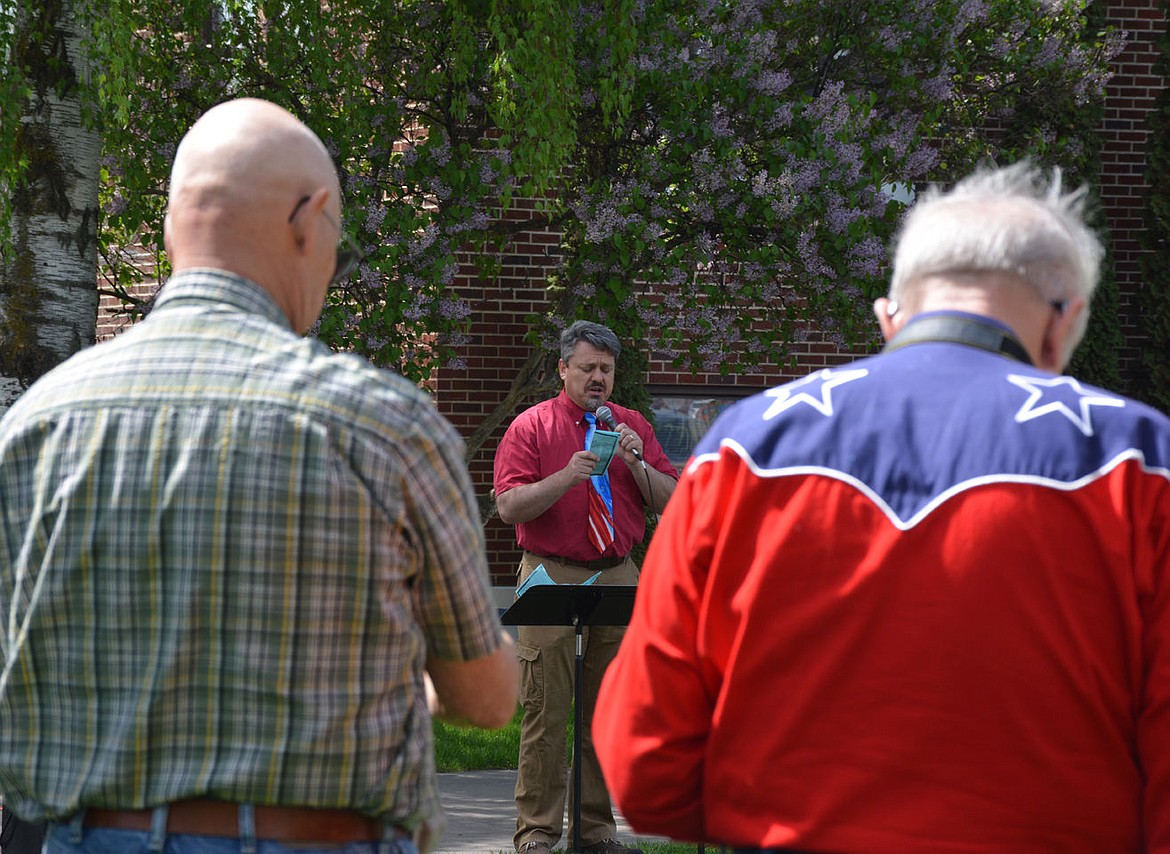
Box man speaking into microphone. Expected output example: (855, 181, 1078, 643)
(494, 320, 678, 854)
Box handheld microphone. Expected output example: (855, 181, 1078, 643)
(593, 405, 618, 431)
(594, 405, 642, 461)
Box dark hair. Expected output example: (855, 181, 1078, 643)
(560, 320, 621, 362)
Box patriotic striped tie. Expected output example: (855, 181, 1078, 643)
(584, 412, 615, 553)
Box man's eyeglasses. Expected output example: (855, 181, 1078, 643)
(288, 195, 365, 285)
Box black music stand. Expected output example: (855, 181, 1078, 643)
(502, 583, 637, 854)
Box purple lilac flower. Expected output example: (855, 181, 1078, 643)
(754, 70, 792, 97)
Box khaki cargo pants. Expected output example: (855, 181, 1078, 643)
(512, 551, 638, 851)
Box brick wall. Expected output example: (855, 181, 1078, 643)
(1101, 0, 1167, 380)
(95, 277, 158, 340)
(438, 223, 565, 586)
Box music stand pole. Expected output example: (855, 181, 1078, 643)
(573, 615, 584, 853)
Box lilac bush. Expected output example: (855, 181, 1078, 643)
(76, 0, 1121, 384)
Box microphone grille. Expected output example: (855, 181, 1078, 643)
(594, 405, 615, 427)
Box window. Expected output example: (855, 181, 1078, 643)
(649, 388, 744, 472)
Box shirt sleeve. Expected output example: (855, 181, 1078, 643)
(594, 461, 716, 841)
(1139, 472, 1170, 850)
(401, 399, 501, 662)
(493, 408, 540, 497)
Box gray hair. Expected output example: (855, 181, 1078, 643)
(560, 320, 621, 362)
(889, 161, 1103, 346)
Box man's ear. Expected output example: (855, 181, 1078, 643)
(288, 188, 330, 254)
(873, 297, 903, 342)
(1038, 296, 1088, 373)
(163, 210, 173, 258)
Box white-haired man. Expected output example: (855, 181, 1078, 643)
(594, 161, 1170, 852)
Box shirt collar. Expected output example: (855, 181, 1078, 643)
(152, 269, 292, 330)
(907, 310, 1019, 336)
(885, 310, 1032, 365)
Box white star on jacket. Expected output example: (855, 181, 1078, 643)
(1008, 374, 1126, 437)
(762, 368, 870, 420)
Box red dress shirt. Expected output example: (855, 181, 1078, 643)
(494, 391, 677, 562)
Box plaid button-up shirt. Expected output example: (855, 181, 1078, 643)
(0, 269, 501, 830)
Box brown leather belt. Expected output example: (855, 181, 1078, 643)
(532, 552, 627, 571)
(83, 799, 396, 844)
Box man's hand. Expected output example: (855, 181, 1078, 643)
(564, 449, 601, 483)
(613, 423, 645, 466)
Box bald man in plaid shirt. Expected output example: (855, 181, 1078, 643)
(0, 98, 517, 854)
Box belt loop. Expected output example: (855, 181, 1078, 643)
(238, 803, 257, 854)
(68, 810, 86, 844)
(148, 804, 169, 853)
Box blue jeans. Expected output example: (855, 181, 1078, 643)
(44, 807, 419, 854)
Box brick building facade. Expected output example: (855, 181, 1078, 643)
(96, 0, 1167, 589)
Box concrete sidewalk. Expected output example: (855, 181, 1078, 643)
(435, 769, 667, 854)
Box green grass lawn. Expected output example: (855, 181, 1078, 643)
(433, 708, 708, 854)
(433, 706, 525, 772)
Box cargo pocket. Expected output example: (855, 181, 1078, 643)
(516, 642, 543, 711)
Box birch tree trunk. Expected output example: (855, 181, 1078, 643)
(0, 0, 99, 420)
